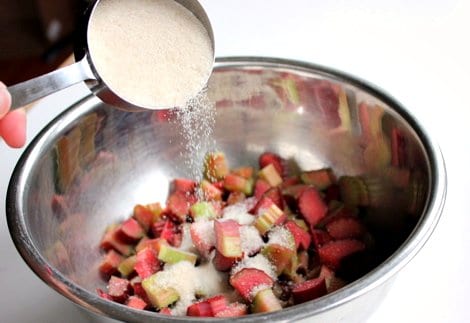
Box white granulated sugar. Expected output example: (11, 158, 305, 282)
(151, 260, 228, 316)
(191, 220, 215, 247)
(250, 284, 272, 300)
(178, 223, 196, 253)
(240, 225, 264, 255)
(175, 90, 217, 183)
(231, 254, 276, 280)
(222, 203, 255, 225)
(268, 226, 296, 250)
(88, 0, 213, 108)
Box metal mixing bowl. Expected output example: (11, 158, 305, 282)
(6, 57, 446, 322)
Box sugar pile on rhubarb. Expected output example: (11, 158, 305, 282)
(98, 150, 376, 317)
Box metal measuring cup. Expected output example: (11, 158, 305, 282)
(7, 0, 215, 112)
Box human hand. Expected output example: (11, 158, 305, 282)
(0, 82, 26, 148)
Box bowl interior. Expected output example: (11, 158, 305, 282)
(8, 58, 434, 321)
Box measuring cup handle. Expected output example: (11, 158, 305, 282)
(7, 57, 97, 110)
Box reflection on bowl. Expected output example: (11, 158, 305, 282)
(7, 57, 446, 322)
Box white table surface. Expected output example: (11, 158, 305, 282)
(1, 1, 469, 322)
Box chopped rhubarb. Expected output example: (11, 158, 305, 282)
(100, 226, 133, 256)
(338, 176, 369, 207)
(258, 164, 283, 187)
(298, 187, 327, 227)
(158, 244, 198, 265)
(300, 168, 336, 190)
(285, 220, 311, 250)
(311, 229, 333, 249)
(97, 288, 113, 301)
(126, 295, 148, 310)
(204, 151, 230, 181)
(325, 216, 366, 240)
(200, 179, 223, 201)
(134, 247, 160, 279)
(187, 300, 213, 317)
(207, 295, 229, 315)
(318, 265, 346, 293)
(262, 187, 284, 210)
(166, 191, 191, 222)
(133, 204, 154, 232)
(214, 302, 247, 317)
(136, 237, 166, 254)
(213, 249, 240, 272)
(262, 243, 295, 275)
(171, 178, 197, 194)
(292, 277, 327, 303)
(190, 201, 217, 221)
(230, 268, 274, 301)
(107, 276, 130, 303)
(117, 255, 137, 277)
(142, 278, 179, 309)
(223, 173, 254, 195)
(214, 220, 242, 258)
(318, 239, 366, 270)
(254, 178, 271, 199)
(118, 218, 145, 242)
(259, 152, 284, 176)
(253, 198, 286, 235)
(99, 249, 123, 278)
(232, 166, 254, 179)
(252, 288, 282, 313)
(159, 307, 172, 315)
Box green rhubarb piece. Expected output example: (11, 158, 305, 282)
(282, 252, 299, 281)
(142, 275, 179, 309)
(118, 255, 137, 277)
(258, 164, 283, 187)
(254, 203, 285, 235)
(300, 168, 336, 190)
(158, 244, 197, 265)
(190, 201, 217, 221)
(252, 288, 282, 313)
(262, 244, 295, 275)
(204, 151, 230, 181)
(292, 218, 309, 232)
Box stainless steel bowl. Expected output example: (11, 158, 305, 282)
(7, 57, 446, 322)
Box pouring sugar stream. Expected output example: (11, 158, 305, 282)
(7, 0, 215, 112)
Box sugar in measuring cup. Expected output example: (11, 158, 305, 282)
(7, 0, 215, 111)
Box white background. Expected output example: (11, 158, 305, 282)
(1, 1, 469, 322)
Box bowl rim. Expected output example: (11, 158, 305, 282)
(6, 56, 447, 322)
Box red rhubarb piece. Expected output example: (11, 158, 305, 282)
(118, 218, 145, 242)
(207, 295, 229, 315)
(259, 152, 284, 176)
(134, 247, 160, 279)
(311, 229, 333, 249)
(190, 221, 215, 257)
(227, 191, 246, 205)
(254, 179, 271, 199)
(285, 221, 311, 250)
(159, 307, 172, 315)
(318, 239, 366, 270)
(171, 178, 197, 194)
(292, 277, 327, 304)
(100, 226, 133, 256)
(130, 277, 151, 304)
(166, 191, 191, 222)
(99, 249, 123, 278)
(214, 302, 248, 317)
(230, 268, 274, 301)
(187, 300, 213, 317)
(126, 295, 148, 310)
(212, 249, 240, 272)
(133, 204, 154, 232)
(263, 187, 284, 210)
(325, 216, 366, 240)
(107, 276, 131, 303)
(298, 187, 328, 226)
